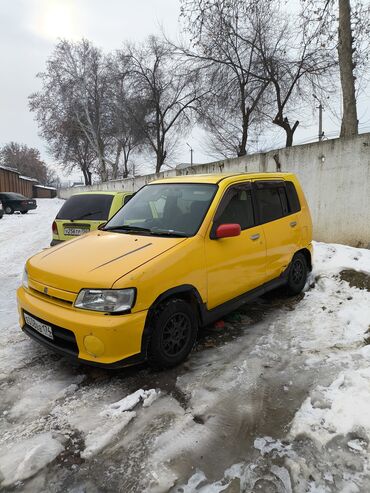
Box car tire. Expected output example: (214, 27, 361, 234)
(4, 206, 14, 214)
(21, 210, 28, 214)
(147, 298, 198, 368)
(286, 252, 308, 295)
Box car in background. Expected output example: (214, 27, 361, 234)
(0, 201, 3, 219)
(0, 192, 37, 214)
(51, 191, 133, 246)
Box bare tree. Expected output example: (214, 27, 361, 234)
(124, 36, 202, 172)
(0, 142, 50, 184)
(255, 10, 335, 146)
(179, 0, 272, 157)
(30, 40, 119, 182)
(300, 0, 370, 137)
(49, 120, 96, 185)
(106, 53, 148, 178)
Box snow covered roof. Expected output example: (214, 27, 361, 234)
(34, 184, 57, 190)
(19, 175, 38, 183)
(0, 165, 20, 174)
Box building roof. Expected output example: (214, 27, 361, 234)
(20, 175, 38, 183)
(34, 184, 57, 190)
(0, 165, 20, 174)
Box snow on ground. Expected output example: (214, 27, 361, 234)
(0, 199, 370, 492)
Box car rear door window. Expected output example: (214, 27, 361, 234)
(57, 194, 114, 221)
(255, 183, 284, 223)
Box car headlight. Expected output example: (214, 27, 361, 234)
(22, 267, 29, 289)
(74, 288, 136, 313)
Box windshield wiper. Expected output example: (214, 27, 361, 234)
(103, 225, 152, 234)
(103, 225, 188, 237)
(72, 210, 103, 220)
(149, 228, 188, 237)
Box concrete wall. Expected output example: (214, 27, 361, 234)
(59, 133, 370, 247)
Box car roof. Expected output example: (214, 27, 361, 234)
(151, 172, 296, 185)
(69, 191, 131, 197)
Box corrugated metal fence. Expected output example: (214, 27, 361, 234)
(0, 166, 56, 198)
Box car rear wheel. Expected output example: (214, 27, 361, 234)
(4, 206, 14, 214)
(21, 210, 28, 214)
(147, 299, 198, 368)
(286, 252, 307, 295)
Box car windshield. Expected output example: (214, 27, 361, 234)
(104, 183, 217, 237)
(56, 194, 114, 221)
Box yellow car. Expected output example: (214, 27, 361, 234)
(18, 173, 312, 368)
(51, 191, 133, 246)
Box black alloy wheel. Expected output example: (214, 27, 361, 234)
(147, 298, 198, 368)
(286, 252, 308, 295)
(161, 312, 192, 357)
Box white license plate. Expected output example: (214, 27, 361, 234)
(64, 227, 89, 236)
(24, 313, 54, 340)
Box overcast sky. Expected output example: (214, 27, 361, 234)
(1, 0, 369, 182)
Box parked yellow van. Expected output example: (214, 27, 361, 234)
(51, 191, 133, 245)
(18, 173, 312, 368)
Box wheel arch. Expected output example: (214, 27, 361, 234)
(297, 247, 312, 271)
(141, 285, 205, 355)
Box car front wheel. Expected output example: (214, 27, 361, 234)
(4, 206, 14, 214)
(147, 299, 198, 368)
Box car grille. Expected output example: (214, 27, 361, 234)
(29, 286, 73, 306)
(23, 311, 79, 356)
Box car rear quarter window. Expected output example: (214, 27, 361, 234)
(56, 194, 114, 221)
(285, 181, 301, 213)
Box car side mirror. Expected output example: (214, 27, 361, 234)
(98, 222, 107, 230)
(215, 223, 241, 239)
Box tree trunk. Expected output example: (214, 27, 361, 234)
(111, 143, 122, 180)
(155, 150, 166, 173)
(238, 108, 249, 157)
(338, 0, 358, 137)
(273, 116, 299, 147)
(82, 167, 92, 185)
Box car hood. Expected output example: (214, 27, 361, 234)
(27, 230, 186, 293)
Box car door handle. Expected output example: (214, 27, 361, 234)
(290, 221, 297, 228)
(250, 233, 260, 241)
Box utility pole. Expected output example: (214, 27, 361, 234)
(313, 94, 324, 141)
(186, 143, 193, 165)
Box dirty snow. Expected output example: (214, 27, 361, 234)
(1, 199, 370, 492)
(0, 433, 64, 486)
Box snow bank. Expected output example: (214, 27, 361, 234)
(313, 241, 370, 276)
(81, 389, 159, 458)
(100, 388, 159, 417)
(290, 368, 370, 447)
(0, 433, 64, 487)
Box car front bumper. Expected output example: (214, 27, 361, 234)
(17, 286, 148, 368)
